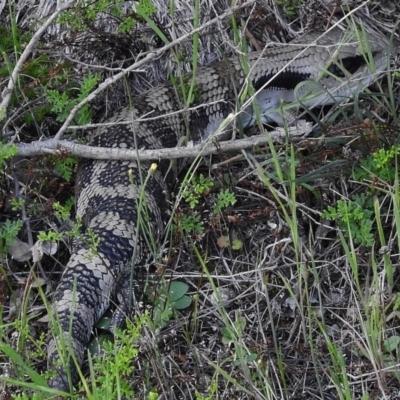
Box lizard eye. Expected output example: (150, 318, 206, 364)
(327, 55, 368, 77)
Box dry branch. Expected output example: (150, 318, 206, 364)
(16, 123, 312, 161)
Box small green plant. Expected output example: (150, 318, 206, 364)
(275, 0, 304, 19)
(322, 193, 374, 246)
(221, 313, 257, 366)
(88, 314, 149, 398)
(324, 143, 400, 248)
(38, 200, 100, 257)
(392, 292, 400, 311)
(0, 219, 23, 257)
(135, 0, 157, 20)
(231, 239, 243, 250)
(52, 199, 74, 220)
(0, 25, 30, 55)
(182, 173, 214, 209)
(46, 71, 100, 125)
(149, 281, 192, 328)
(373, 146, 400, 169)
(0, 143, 17, 173)
(174, 75, 202, 106)
(216, 235, 243, 250)
(213, 189, 237, 213)
(147, 390, 160, 400)
(179, 213, 204, 235)
(37, 230, 63, 243)
(87, 228, 101, 256)
(1, 25, 72, 124)
(38, 200, 75, 244)
(195, 378, 218, 400)
(383, 335, 400, 357)
(58, 0, 156, 33)
(29, 332, 47, 360)
(353, 145, 400, 183)
(49, 155, 79, 181)
(10, 198, 25, 211)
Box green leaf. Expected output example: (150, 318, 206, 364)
(235, 315, 246, 334)
(231, 239, 243, 250)
(95, 315, 112, 331)
(172, 295, 192, 310)
(169, 281, 189, 301)
(161, 307, 174, 322)
(148, 390, 160, 400)
(233, 353, 257, 366)
(383, 335, 400, 353)
(246, 353, 258, 362)
(221, 326, 235, 341)
(88, 334, 114, 357)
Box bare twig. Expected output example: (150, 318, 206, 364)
(15, 123, 312, 160)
